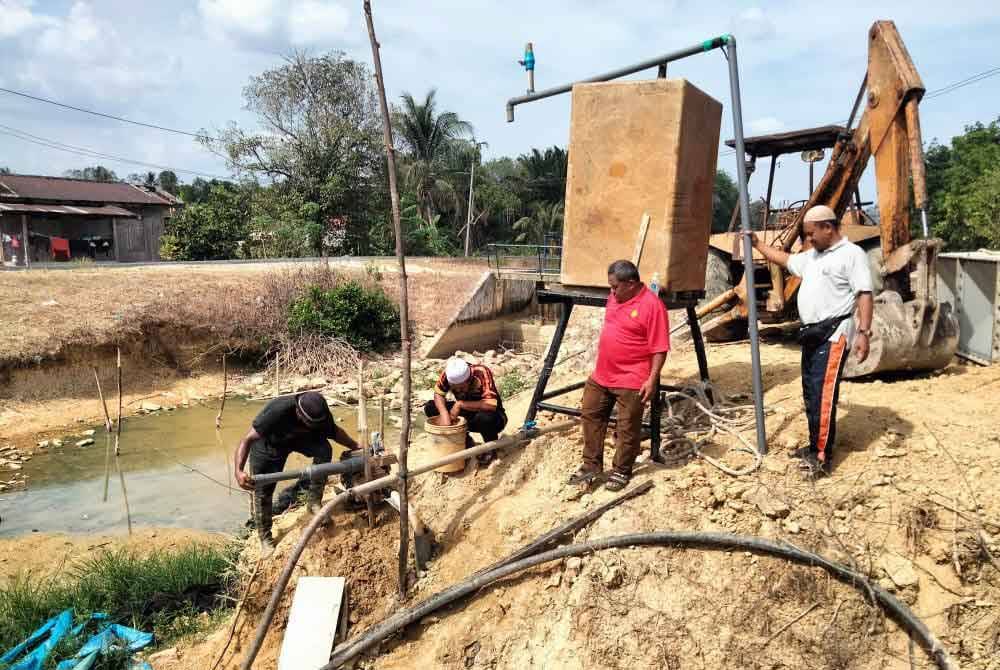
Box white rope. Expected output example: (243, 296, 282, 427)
(655, 381, 764, 476)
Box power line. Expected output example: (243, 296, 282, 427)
(718, 65, 1000, 158)
(0, 86, 216, 140)
(0, 123, 229, 179)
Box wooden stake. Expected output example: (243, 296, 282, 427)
(116, 453, 133, 535)
(93, 367, 113, 503)
(217, 352, 232, 495)
(115, 348, 123, 456)
(359, 362, 375, 528)
(364, 0, 412, 600)
(216, 352, 228, 429)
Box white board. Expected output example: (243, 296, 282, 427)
(277, 576, 346, 670)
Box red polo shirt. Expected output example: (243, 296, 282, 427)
(592, 285, 670, 390)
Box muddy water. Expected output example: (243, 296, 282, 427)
(0, 400, 397, 538)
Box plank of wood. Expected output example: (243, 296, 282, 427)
(277, 576, 346, 670)
(632, 212, 651, 266)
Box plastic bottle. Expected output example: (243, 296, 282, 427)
(649, 272, 660, 295)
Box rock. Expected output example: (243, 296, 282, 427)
(249, 374, 266, 386)
(291, 375, 311, 389)
(309, 376, 329, 388)
(871, 475, 892, 487)
(566, 557, 583, 577)
(547, 571, 563, 588)
(748, 491, 790, 519)
(602, 564, 625, 589)
(417, 389, 436, 403)
(875, 446, 907, 458)
(484, 349, 497, 360)
(833, 509, 848, 519)
(37, 440, 50, 449)
(783, 521, 801, 534)
(4, 463, 22, 471)
(79, 429, 96, 437)
(76, 439, 95, 448)
(140, 401, 162, 412)
(879, 554, 919, 589)
(51, 439, 63, 448)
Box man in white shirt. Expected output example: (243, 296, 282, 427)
(752, 205, 874, 476)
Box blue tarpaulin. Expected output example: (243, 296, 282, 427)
(1, 610, 153, 670)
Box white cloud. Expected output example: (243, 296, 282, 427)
(749, 117, 785, 135)
(732, 7, 775, 42)
(0, 0, 55, 38)
(198, 0, 353, 50)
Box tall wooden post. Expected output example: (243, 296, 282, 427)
(364, 0, 412, 600)
(21, 214, 29, 268)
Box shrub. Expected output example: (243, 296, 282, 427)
(287, 280, 400, 353)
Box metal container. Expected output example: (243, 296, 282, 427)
(938, 251, 1000, 364)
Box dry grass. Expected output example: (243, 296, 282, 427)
(0, 259, 485, 369)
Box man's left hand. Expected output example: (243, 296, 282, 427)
(854, 332, 870, 363)
(449, 401, 463, 419)
(639, 378, 656, 405)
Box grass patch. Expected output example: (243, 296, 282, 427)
(498, 370, 531, 398)
(0, 543, 236, 666)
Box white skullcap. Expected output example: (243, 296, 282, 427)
(445, 357, 471, 384)
(804, 205, 837, 223)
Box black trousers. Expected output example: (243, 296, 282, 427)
(801, 335, 849, 469)
(423, 400, 507, 444)
(250, 436, 331, 541)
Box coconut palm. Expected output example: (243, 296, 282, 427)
(513, 202, 564, 244)
(392, 89, 474, 225)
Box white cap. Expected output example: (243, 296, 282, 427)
(804, 205, 837, 223)
(445, 357, 471, 384)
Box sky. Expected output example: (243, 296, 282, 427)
(0, 0, 997, 205)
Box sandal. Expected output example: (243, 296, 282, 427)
(568, 466, 601, 485)
(604, 471, 630, 492)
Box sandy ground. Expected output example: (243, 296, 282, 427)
(159, 306, 1000, 670)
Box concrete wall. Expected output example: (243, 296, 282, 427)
(424, 272, 539, 358)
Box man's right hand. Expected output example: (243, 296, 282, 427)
(749, 231, 761, 249)
(236, 469, 254, 491)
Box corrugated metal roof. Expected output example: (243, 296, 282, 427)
(0, 174, 181, 206)
(940, 250, 1000, 262)
(0, 202, 139, 218)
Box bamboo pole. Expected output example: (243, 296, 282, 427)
(364, 0, 412, 600)
(216, 352, 228, 429)
(359, 362, 375, 528)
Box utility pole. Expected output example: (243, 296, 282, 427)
(464, 158, 475, 256)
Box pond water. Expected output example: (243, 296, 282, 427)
(0, 399, 397, 538)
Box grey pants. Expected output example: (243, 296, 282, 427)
(250, 436, 331, 542)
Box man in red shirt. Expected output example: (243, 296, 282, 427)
(569, 260, 670, 491)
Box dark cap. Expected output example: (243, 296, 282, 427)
(296, 392, 330, 427)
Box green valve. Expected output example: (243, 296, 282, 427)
(702, 34, 732, 51)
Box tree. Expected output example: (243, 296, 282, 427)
(157, 170, 179, 195)
(518, 146, 567, 205)
(207, 51, 387, 252)
(0, 167, 10, 175)
(925, 118, 1000, 251)
(513, 202, 564, 244)
(64, 166, 118, 182)
(159, 183, 249, 260)
(392, 89, 474, 225)
(712, 170, 739, 233)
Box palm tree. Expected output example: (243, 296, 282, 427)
(392, 89, 474, 225)
(518, 146, 568, 205)
(513, 202, 564, 244)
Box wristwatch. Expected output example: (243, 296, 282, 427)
(857, 328, 873, 337)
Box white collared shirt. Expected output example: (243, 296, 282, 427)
(787, 237, 873, 342)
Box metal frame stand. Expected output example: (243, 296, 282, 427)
(507, 33, 768, 457)
(523, 288, 711, 463)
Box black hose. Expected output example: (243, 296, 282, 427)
(323, 531, 956, 670)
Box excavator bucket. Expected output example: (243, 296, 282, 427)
(844, 239, 959, 378)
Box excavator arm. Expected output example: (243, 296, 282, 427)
(773, 20, 957, 377)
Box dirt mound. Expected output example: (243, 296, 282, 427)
(169, 312, 1000, 670)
